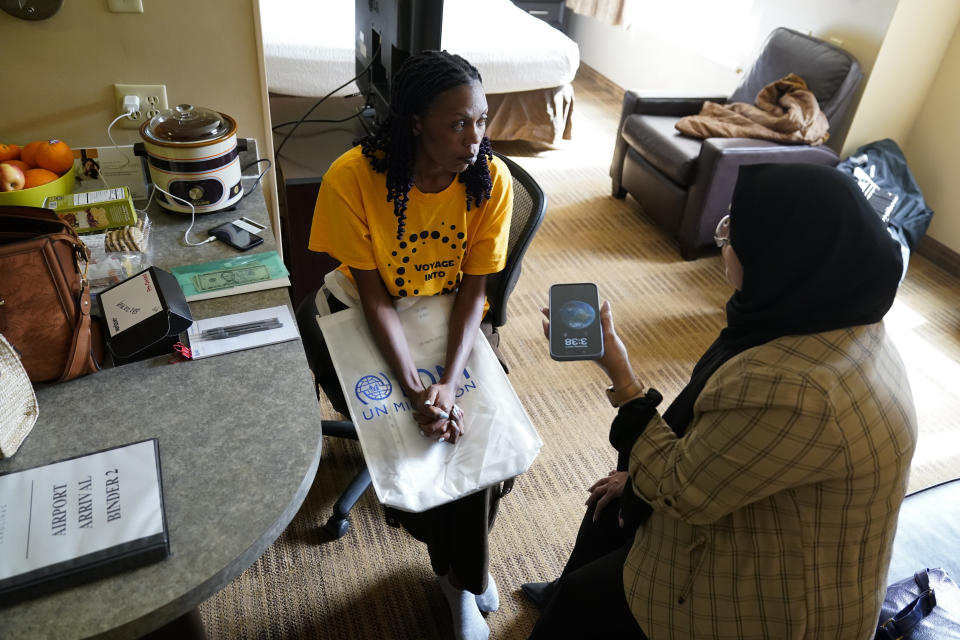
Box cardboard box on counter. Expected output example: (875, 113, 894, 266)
(43, 186, 137, 234)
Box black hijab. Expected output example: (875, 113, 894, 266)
(661, 163, 903, 434)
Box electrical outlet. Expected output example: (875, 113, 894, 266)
(113, 83, 168, 129)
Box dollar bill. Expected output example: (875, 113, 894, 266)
(193, 265, 271, 292)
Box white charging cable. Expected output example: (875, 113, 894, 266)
(106, 95, 140, 157)
(148, 183, 215, 247)
(101, 95, 141, 190)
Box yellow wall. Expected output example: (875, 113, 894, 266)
(903, 18, 960, 253)
(0, 0, 278, 232)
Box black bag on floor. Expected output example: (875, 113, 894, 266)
(837, 139, 935, 281)
(875, 568, 960, 639)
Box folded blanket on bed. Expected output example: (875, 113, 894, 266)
(675, 73, 830, 145)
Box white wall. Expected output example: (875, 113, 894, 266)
(566, 0, 960, 255)
(748, 0, 897, 79)
(902, 17, 960, 254)
(0, 0, 278, 232)
(566, 0, 896, 95)
(565, 6, 741, 97)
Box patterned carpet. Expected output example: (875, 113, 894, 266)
(198, 67, 960, 639)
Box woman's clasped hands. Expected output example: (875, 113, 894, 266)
(412, 382, 464, 444)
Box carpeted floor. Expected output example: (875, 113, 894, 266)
(198, 66, 960, 639)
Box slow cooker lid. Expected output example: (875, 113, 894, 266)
(144, 104, 228, 143)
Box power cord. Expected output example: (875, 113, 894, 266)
(271, 111, 363, 133)
(135, 183, 214, 247)
(273, 44, 381, 158)
(133, 158, 270, 246)
(241, 158, 272, 200)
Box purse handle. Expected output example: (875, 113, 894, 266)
(59, 229, 98, 381)
(58, 280, 99, 382)
(875, 571, 938, 640)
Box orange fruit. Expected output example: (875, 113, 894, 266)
(34, 140, 74, 174)
(20, 141, 44, 167)
(0, 143, 20, 162)
(23, 168, 60, 189)
(4, 159, 30, 173)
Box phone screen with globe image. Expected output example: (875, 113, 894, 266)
(549, 283, 604, 361)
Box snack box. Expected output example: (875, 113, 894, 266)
(43, 186, 137, 234)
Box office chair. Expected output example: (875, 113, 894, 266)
(295, 151, 546, 538)
(609, 27, 863, 259)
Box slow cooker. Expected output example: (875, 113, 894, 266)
(135, 104, 246, 214)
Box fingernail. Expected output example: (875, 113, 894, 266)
(438, 437, 445, 442)
(423, 400, 433, 406)
(419, 431, 426, 437)
(437, 411, 449, 419)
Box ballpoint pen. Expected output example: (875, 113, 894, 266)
(199, 318, 282, 340)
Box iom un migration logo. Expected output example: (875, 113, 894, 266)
(354, 373, 393, 405)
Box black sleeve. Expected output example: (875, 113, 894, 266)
(611, 388, 664, 471)
(618, 478, 654, 532)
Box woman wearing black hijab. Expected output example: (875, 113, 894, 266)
(527, 163, 918, 639)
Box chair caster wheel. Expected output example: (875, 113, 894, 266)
(324, 516, 350, 538)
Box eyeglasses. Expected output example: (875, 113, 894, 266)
(714, 213, 731, 248)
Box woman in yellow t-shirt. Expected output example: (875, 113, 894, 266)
(308, 51, 512, 640)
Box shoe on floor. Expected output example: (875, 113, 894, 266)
(520, 580, 558, 608)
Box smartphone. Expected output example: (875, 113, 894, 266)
(549, 282, 604, 361)
(208, 218, 265, 251)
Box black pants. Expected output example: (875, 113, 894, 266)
(386, 483, 506, 595)
(529, 499, 648, 639)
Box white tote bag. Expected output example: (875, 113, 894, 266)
(317, 294, 542, 513)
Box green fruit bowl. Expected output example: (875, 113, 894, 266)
(0, 167, 76, 208)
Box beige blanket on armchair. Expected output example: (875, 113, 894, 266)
(676, 73, 830, 145)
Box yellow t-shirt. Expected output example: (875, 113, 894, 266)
(308, 146, 512, 298)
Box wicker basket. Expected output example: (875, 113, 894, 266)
(0, 333, 39, 458)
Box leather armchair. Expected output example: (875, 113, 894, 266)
(610, 27, 863, 259)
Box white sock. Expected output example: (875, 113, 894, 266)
(438, 575, 490, 640)
(474, 573, 499, 613)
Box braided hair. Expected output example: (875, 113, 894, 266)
(360, 50, 494, 240)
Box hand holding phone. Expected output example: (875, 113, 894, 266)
(549, 282, 604, 361)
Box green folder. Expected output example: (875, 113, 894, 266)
(171, 251, 290, 301)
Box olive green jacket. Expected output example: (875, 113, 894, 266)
(626, 323, 917, 639)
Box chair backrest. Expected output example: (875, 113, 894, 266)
(727, 27, 863, 131)
(485, 151, 547, 328)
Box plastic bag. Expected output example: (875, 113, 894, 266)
(84, 213, 151, 293)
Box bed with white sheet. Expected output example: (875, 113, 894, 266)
(260, 0, 581, 144)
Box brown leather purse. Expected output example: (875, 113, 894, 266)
(0, 205, 104, 382)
